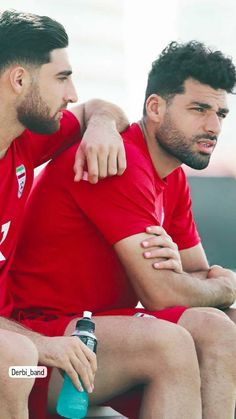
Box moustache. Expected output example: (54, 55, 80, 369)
(194, 134, 218, 142)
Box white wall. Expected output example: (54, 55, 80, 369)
(1, 0, 236, 175)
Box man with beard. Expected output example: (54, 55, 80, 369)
(0, 8, 133, 419)
(2, 28, 206, 418)
(9, 41, 236, 418)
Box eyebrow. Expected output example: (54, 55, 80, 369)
(56, 70, 72, 77)
(190, 101, 229, 115)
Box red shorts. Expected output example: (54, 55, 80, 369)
(14, 306, 188, 419)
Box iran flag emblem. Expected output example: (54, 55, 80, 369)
(16, 164, 26, 198)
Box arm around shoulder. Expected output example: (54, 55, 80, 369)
(70, 99, 129, 183)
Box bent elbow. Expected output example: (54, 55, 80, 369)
(140, 296, 170, 312)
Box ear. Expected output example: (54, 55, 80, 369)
(9, 66, 29, 94)
(145, 94, 166, 123)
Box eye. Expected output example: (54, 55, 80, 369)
(194, 107, 205, 113)
(58, 77, 68, 82)
(217, 112, 227, 119)
(190, 107, 205, 113)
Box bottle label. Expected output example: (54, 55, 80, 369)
(79, 336, 97, 353)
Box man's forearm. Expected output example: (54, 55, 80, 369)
(116, 233, 236, 310)
(153, 270, 236, 310)
(125, 262, 236, 310)
(171, 269, 236, 309)
(0, 316, 45, 349)
(83, 99, 129, 133)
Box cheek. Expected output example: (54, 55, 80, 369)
(45, 92, 62, 112)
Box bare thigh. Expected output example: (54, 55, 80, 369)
(48, 315, 195, 412)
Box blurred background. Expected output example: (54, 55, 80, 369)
(1, 0, 235, 267)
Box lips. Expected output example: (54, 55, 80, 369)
(196, 139, 216, 154)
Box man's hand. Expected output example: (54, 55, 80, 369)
(207, 265, 236, 287)
(74, 119, 126, 183)
(207, 265, 236, 308)
(37, 335, 97, 393)
(72, 99, 129, 183)
(207, 265, 235, 279)
(141, 225, 183, 273)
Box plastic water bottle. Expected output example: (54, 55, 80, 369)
(56, 311, 97, 418)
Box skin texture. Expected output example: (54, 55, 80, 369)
(0, 330, 38, 419)
(48, 316, 202, 419)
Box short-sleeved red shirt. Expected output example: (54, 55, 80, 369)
(9, 123, 200, 319)
(0, 111, 80, 316)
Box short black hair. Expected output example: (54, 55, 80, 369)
(144, 41, 236, 113)
(0, 9, 68, 72)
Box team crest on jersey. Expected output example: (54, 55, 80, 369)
(16, 164, 26, 198)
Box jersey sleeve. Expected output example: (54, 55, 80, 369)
(62, 143, 161, 244)
(167, 169, 201, 250)
(26, 110, 81, 167)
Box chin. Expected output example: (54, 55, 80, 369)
(189, 161, 210, 170)
(44, 120, 60, 134)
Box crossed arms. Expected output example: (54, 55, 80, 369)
(115, 227, 236, 310)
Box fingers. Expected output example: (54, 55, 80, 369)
(144, 247, 178, 259)
(107, 147, 118, 177)
(44, 336, 97, 394)
(146, 225, 165, 235)
(68, 347, 97, 393)
(73, 147, 86, 182)
(144, 247, 183, 273)
(86, 147, 99, 184)
(153, 258, 183, 274)
(142, 225, 182, 273)
(98, 143, 127, 178)
(116, 144, 127, 176)
(65, 363, 84, 392)
(142, 234, 177, 251)
(73, 142, 126, 184)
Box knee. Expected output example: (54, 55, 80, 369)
(180, 307, 236, 358)
(145, 320, 199, 376)
(0, 330, 38, 413)
(0, 330, 38, 369)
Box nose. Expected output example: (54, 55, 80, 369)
(65, 79, 78, 104)
(204, 112, 221, 136)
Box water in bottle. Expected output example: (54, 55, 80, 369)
(56, 311, 97, 418)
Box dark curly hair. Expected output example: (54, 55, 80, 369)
(0, 9, 68, 72)
(143, 41, 236, 113)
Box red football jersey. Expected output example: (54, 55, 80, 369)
(10, 123, 200, 318)
(0, 111, 80, 315)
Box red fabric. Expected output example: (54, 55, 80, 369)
(9, 122, 197, 418)
(0, 111, 80, 316)
(10, 123, 200, 318)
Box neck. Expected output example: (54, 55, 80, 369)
(0, 111, 25, 160)
(139, 118, 181, 179)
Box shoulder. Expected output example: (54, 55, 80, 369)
(167, 166, 189, 189)
(60, 110, 81, 132)
(121, 123, 154, 177)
